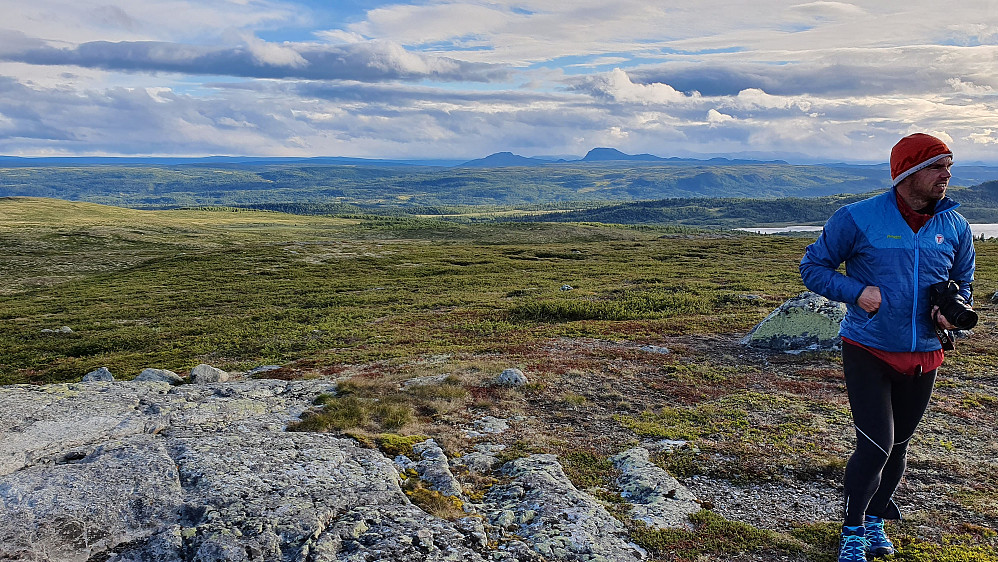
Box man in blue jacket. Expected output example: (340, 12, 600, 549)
(800, 133, 976, 562)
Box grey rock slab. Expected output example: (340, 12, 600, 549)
(483, 454, 644, 562)
(0, 382, 173, 477)
(610, 447, 701, 529)
(0, 379, 489, 561)
(0, 434, 183, 562)
(413, 438, 466, 500)
(401, 374, 452, 389)
(474, 416, 509, 435)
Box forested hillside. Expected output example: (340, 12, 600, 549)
(497, 182, 998, 228)
(0, 162, 895, 209)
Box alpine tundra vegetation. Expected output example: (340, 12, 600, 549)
(1, 197, 997, 561)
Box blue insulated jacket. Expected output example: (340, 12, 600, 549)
(800, 188, 975, 352)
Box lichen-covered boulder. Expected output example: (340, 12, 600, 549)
(496, 368, 527, 386)
(741, 292, 846, 351)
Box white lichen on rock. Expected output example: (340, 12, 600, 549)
(741, 291, 846, 351)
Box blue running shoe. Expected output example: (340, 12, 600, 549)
(839, 526, 870, 562)
(864, 515, 895, 557)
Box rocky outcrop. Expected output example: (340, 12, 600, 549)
(1, 378, 700, 561)
(483, 454, 646, 561)
(741, 291, 846, 351)
(0, 380, 487, 561)
(611, 447, 701, 529)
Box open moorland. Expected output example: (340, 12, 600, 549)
(2, 197, 998, 561)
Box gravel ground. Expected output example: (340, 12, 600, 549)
(684, 475, 842, 531)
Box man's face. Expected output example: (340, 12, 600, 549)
(905, 156, 953, 204)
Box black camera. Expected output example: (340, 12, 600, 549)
(929, 280, 978, 330)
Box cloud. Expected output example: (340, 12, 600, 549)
(627, 45, 998, 97)
(787, 2, 867, 19)
(4, 0, 998, 162)
(1, 0, 306, 44)
(707, 108, 734, 127)
(240, 34, 307, 68)
(574, 68, 695, 104)
(0, 38, 510, 82)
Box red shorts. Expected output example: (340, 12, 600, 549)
(841, 338, 944, 376)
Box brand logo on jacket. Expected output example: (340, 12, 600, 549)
(936, 234, 945, 244)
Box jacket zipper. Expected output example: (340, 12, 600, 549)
(911, 228, 920, 352)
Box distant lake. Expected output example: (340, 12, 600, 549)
(738, 224, 998, 239)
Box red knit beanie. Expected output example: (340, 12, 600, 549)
(890, 133, 952, 186)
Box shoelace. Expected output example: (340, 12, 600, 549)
(840, 534, 870, 560)
(865, 517, 893, 547)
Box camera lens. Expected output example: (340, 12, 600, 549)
(949, 306, 978, 330)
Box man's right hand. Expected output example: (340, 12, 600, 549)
(857, 285, 881, 314)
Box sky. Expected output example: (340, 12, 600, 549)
(2, 1, 998, 162)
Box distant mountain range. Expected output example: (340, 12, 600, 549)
(456, 147, 791, 167)
(2, 148, 995, 170)
(5, 148, 998, 214)
(0, 147, 822, 169)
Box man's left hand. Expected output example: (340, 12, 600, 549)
(933, 305, 957, 330)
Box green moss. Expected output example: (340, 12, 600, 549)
(375, 433, 430, 458)
(892, 536, 998, 561)
(493, 441, 546, 467)
(403, 479, 466, 520)
(960, 392, 998, 409)
(559, 450, 619, 490)
(616, 390, 837, 480)
(629, 510, 804, 560)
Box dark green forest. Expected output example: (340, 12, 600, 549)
(513, 182, 998, 227)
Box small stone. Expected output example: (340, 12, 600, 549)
(82, 367, 114, 382)
(496, 368, 527, 387)
(455, 451, 496, 474)
(190, 364, 229, 384)
(473, 416, 509, 435)
(134, 368, 184, 385)
(560, 284, 573, 291)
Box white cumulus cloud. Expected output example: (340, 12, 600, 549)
(585, 68, 694, 104)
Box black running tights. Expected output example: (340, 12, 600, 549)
(841, 343, 937, 526)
